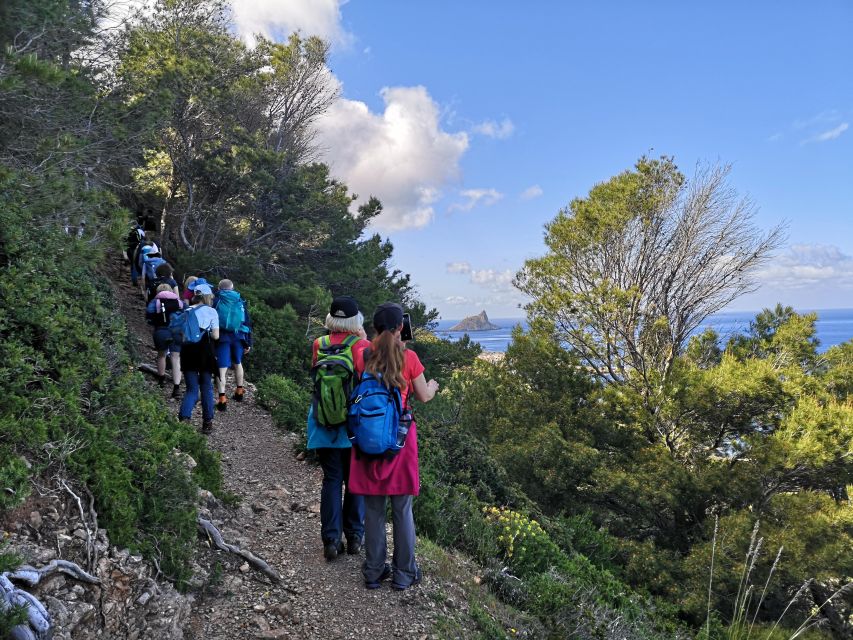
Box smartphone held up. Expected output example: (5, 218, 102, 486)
(400, 313, 413, 341)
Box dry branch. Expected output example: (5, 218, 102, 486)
(197, 517, 281, 583)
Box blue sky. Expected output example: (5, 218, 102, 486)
(228, 1, 853, 319)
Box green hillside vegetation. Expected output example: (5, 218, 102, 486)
(2, 1, 850, 638)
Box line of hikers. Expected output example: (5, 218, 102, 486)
(126, 222, 441, 591)
(125, 223, 252, 434)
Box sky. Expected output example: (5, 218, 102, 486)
(229, 1, 853, 319)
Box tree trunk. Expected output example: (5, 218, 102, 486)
(179, 178, 194, 251)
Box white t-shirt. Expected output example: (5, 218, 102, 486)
(192, 305, 219, 331)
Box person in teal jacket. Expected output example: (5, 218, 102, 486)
(308, 296, 369, 560)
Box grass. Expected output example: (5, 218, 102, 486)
(417, 538, 542, 639)
(706, 519, 844, 640)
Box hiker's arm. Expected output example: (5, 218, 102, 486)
(412, 374, 439, 403)
(210, 326, 220, 340)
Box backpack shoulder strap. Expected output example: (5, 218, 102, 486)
(341, 334, 359, 348)
(318, 335, 331, 350)
(391, 383, 403, 414)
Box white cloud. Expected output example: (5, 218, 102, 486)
(447, 261, 516, 291)
(805, 122, 849, 143)
(446, 262, 472, 274)
(445, 296, 469, 305)
(756, 243, 853, 289)
(472, 117, 514, 139)
(449, 188, 504, 212)
(315, 86, 469, 230)
(793, 110, 841, 130)
(470, 269, 515, 291)
(230, 0, 353, 48)
(520, 184, 543, 200)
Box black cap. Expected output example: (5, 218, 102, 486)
(330, 296, 359, 319)
(373, 302, 404, 333)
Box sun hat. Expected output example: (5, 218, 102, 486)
(193, 283, 213, 296)
(188, 277, 210, 291)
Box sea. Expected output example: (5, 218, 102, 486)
(434, 309, 853, 353)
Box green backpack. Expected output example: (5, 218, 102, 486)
(311, 335, 359, 428)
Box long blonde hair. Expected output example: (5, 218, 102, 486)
(364, 330, 406, 391)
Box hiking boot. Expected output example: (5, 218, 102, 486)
(346, 536, 362, 555)
(364, 563, 392, 590)
(216, 395, 227, 411)
(323, 540, 345, 561)
(158, 375, 166, 388)
(201, 420, 213, 434)
(391, 566, 422, 591)
(171, 384, 181, 399)
(233, 386, 245, 402)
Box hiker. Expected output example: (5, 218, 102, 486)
(349, 303, 439, 590)
(182, 275, 198, 305)
(133, 241, 154, 294)
(140, 248, 167, 300)
(213, 279, 252, 410)
(308, 296, 369, 561)
(133, 240, 162, 298)
(144, 261, 180, 302)
(125, 221, 145, 286)
(146, 283, 184, 397)
(178, 281, 220, 434)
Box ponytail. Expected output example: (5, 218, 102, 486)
(364, 330, 406, 391)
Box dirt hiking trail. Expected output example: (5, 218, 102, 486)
(109, 255, 479, 639)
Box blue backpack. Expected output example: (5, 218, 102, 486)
(144, 257, 166, 281)
(347, 371, 409, 458)
(168, 307, 203, 345)
(216, 290, 245, 332)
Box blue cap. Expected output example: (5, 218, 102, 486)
(188, 277, 210, 291)
(193, 283, 213, 296)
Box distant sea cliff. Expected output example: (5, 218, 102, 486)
(449, 310, 500, 331)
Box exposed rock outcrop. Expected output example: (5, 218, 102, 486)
(2, 483, 192, 640)
(449, 310, 500, 331)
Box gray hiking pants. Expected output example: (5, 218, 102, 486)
(362, 494, 417, 586)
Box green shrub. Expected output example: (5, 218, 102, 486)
(243, 300, 307, 383)
(0, 451, 30, 510)
(0, 167, 221, 587)
(484, 507, 561, 578)
(409, 331, 481, 387)
(543, 512, 619, 573)
(415, 480, 500, 564)
(256, 374, 311, 432)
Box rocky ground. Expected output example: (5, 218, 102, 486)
(110, 256, 482, 639)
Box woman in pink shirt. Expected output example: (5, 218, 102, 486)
(349, 303, 439, 590)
